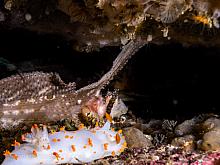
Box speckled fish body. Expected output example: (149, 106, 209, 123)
(0, 39, 147, 129)
(0, 72, 91, 129)
(0, 72, 76, 104)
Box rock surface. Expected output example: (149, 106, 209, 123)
(122, 127, 153, 148)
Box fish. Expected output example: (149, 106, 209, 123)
(0, 38, 147, 130)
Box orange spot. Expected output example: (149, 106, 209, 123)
(111, 151, 115, 156)
(115, 133, 121, 144)
(59, 126, 65, 131)
(61, 158, 64, 160)
(88, 138, 93, 147)
(52, 138, 57, 142)
(123, 142, 127, 148)
(65, 135, 69, 139)
(47, 145, 51, 150)
(59, 149, 62, 153)
(3, 150, 11, 156)
(11, 154, 18, 160)
(93, 151, 96, 154)
(53, 152, 60, 160)
(95, 122, 99, 127)
(83, 145, 87, 149)
(32, 150, 37, 157)
(103, 143, 108, 150)
(192, 15, 211, 26)
(71, 145, 76, 152)
(119, 147, 125, 153)
(118, 130, 122, 134)
(70, 136, 73, 139)
(105, 113, 112, 122)
(11, 140, 21, 147)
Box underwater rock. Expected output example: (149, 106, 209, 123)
(202, 117, 220, 130)
(200, 128, 220, 151)
(141, 120, 163, 134)
(1, 0, 220, 51)
(200, 118, 220, 151)
(171, 135, 195, 152)
(175, 117, 198, 136)
(122, 127, 153, 148)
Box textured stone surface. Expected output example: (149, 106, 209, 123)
(171, 135, 195, 152)
(201, 118, 220, 151)
(123, 127, 153, 148)
(201, 128, 220, 151)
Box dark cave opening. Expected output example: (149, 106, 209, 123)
(0, 29, 220, 122)
(124, 44, 220, 121)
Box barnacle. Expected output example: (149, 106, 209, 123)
(192, 0, 210, 15)
(4, 0, 14, 10)
(99, 0, 147, 27)
(159, 0, 192, 23)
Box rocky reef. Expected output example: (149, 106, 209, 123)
(0, 0, 220, 51)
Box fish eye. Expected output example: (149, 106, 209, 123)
(87, 112, 92, 117)
(206, 143, 211, 148)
